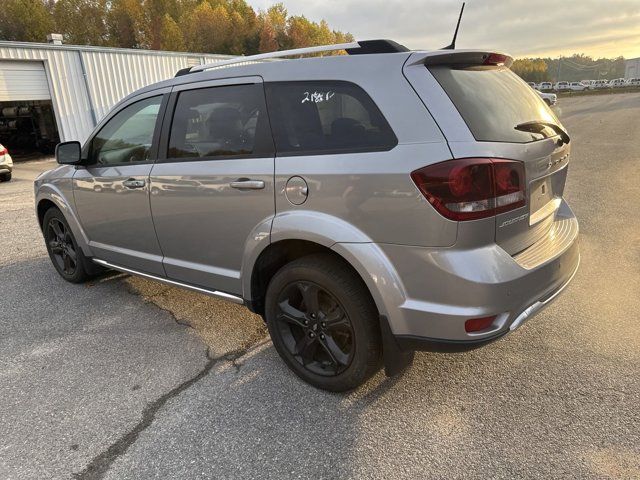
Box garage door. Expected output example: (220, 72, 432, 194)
(0, 61, 51, 101)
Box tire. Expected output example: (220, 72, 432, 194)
(0, 172, 10, 182)
(265, 253, 382, 392)
(43, 207, 93, 283)
(544, 99, 552, 106)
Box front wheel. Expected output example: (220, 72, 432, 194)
(265, 254, 382, 392)
(0, 172, 11, 182)
(43, 208, 93, 283)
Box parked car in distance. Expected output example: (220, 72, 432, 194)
(0, 143, 13, 181)
(537, 90, 557, 106)
(592, 79, 610, 89)
(609, 78, 627, 88)
(554, 81, 570, 91)
(538, 81, 553, 91)
(569, 81, 588, 91)
(628, 78, 640, 87)
(34, 40, 580, 391)
(527, 82, 537, 89)
(579, 80, 593, 87)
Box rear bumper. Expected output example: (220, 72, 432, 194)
(380, 200, 580, 346)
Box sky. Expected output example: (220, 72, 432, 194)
(248, 0, 640, 59)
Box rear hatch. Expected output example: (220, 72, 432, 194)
(404, 51, 570, 255)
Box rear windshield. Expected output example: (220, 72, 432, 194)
(429, 65, 562, 143)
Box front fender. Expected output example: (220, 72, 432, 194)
(35, 176, 92, 256)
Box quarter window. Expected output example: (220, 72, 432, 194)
(167, 84, 273, 160)
(265, 81, 397, 155)
(90, 96, 162, 166)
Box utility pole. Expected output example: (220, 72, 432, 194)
(556, 57, 562, 82)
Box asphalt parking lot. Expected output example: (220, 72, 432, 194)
(1, 93, 639, 479)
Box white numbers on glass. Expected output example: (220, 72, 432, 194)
(302, 91, 335, 104)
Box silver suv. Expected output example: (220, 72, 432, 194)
(35, 40, 579, 391)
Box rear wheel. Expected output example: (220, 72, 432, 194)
(0, 172, 11, 182)
(265, 254, 382, 392)
(43, 208, 93, 283)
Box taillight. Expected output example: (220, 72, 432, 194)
(484, 53, 509, 65)
(0, 147, 7, 155)
(410, 158, 525, 221)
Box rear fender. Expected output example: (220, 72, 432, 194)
(241, 210, 409, 331)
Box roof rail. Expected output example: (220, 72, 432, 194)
(179, 39, 410, 76)
(188, 42, 359, 74)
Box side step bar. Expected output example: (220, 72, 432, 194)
(92, 259, 244, 305)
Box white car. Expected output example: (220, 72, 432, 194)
(527, 82, 537, 89)
(529, 84, 557, 105)
(538, 81, 553, 91)
(0, 143, 13, 181)
(628, 78, 640, 87)
(592, 79, 609, 89)
(537, 90, 557, 106)
(554, 81, 570, 91)
(609, 78, 627, 88)
(569, 81, 588, 91)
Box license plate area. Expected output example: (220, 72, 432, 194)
(529, 167, 568, 225)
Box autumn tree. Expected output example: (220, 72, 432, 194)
(0, 0, 354, 56)
(181, 1, 231, 53)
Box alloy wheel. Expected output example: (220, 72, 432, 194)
(47, 218, 77, 276)
(275, 281, 355, 376)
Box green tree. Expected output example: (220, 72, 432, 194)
(159, 13, 184, 51)
(0, 0, 54, 42)
(107, 0, 146, 48)
(54, 0, 109, 45)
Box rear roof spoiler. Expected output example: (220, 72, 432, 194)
(407, 50, 513, 68)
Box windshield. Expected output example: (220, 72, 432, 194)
(429, 65, 563, 143)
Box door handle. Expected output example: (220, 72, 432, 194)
(123, 179, 146, 189)
(229, 179, 265, 190)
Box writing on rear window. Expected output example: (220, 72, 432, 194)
(266, 80, 397, 155)
(302, 91, 335, 104)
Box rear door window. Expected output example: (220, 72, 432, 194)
(429, 65, 563, 143)
(265, 81, 397, 155)
(167, 83, 273, 160)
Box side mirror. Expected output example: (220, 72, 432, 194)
(55, 141, 82, 165)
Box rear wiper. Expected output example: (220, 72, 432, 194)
(514, 121, 570, 144)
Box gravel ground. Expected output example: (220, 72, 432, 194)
(1, 92, 639, 479)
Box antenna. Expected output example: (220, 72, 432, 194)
(442, 2, 465, 50)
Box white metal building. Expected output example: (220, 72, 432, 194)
(625, 57, 640, 79)
(0, 39, 234, 153)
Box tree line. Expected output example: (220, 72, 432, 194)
(0, 0, 353, 55)
(512, 55, 627, 82)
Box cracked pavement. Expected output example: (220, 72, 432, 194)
(1, 93, 639, 479)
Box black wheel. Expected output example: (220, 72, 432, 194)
(0, 172, 10, 182)
(43, 208, 92, 283)
(265, 254, 382, 392)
